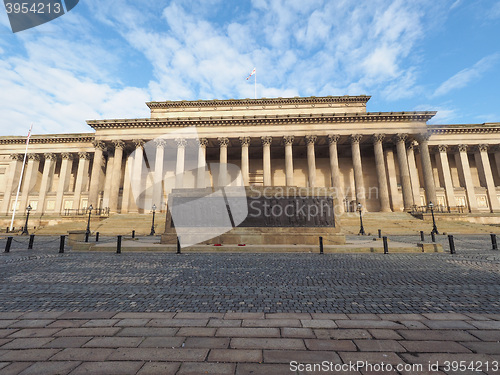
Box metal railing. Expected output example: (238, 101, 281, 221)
(410, 205, 466, 214)
(63, 207, 110, 216)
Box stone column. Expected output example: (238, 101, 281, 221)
(108, 141, 125, 213)
(436, 145, 456, 210)
(175, 138, 187, 188)
(153, 139, 166, 207)
(88, 141, 106, 208)
(132, 139, 145, 212)
(38, 153, 57, 214)
(305, 135, 317, 188)
(19, 154, 40, 211)
(54, 153, 73, 214)
(493, 146, 500, 180)
(417, 134, 437, 206)
(385, 148, 403, 211)
(73, 152, 90, 211)
(350, 134, 366, 208)
(121, 150, 134, 213)
(261, 136, 272, 186)
(394, 134, 413, 211)
(101, 154, 114, 209)
(476, 144, 500, 212)
(217, 137, 229, 186)
(196, 138, 208, 188)
(328, 135, 343, 211)
(1, 154, 23, 215)
(283, 136, 294, 186)
(407, 142, 421, 206)
(373, 134, 391, 212)
(455, 144, 478, 212)
(239, 137, 251, 186)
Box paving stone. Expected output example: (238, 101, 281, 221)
(0, 313, 23, 320)
(401, 340, 472, 353)
(348, 313, 381, 320)
(0, 339, 11, 347)
(50, 348, 114, 361)
(464, 313, 492, 321)
(281, 327, 315, 338)
(266, 313, 311, 319)
(422, 313, 470, 320)
(0, 362, 33, 375)
(368, 329, 403, 340)
(83, 337, 143, 348)
(55, 328, 121, 337)
(337, 320, 405, 329)
(183, 337, 230, 349)
(400, 352, 492, 365)
(9, 328, 62, 338)
(242, 319, 301, 328)
(310, 313, 349, 320)
(0, 349, 60, 361)
(400, 321, 429, 329)
(377, 314, 427, 321)
(108, 348, 209, 361)
(398, 329, 480, 341)
(18, 361, 80, 375)
(58, 312, 116, 320)
(139, 337, 185, 348)
(0, 321, 16, 328)
(69, 361, 144, 375)
(301, 319, 337, 328)
(208, 349, 262, 363)
(0, 329, 18, 338)
(207, 318, 241, 327)
(117, 327, 178, 337)
(354, 339, 406, 352)
(174, 312, 224, 319)
(1, 337, 54, 349)
(81, 319, 119, 328)
(43, 337, 92, 349)
(314, 328, 371, 340)
(304, 339, 357, 351)
(8, 320, 55, 328)
(147, 319, 208, 327)
(339, 351, 407, 365)
(421, 320, 476, 330)
(231, 337, 306, 350)
(177, 327, 216, 337)
(47, 321, 88, 329)
(460, 342, 500, 354)
(177, 362, 235, 374)
(216, 327, 280, 338)
(236, 363, 293, 375)
(469, 321, 500, 329)
(20, 312, 65, 320)
(263, 349, 341, 363)
(468, 330, 500, 341)
(136, 362, 180, 375)
(114, 319, 151, 327)
(112, 312, 175, 319)
(224, 312, 265, 320)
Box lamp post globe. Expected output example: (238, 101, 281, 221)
(429, 201, 439, 235)
(150, 204, 156, 236)
(357, 203, 365, 235)
(22, 204, 32, 235)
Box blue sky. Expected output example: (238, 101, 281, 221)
(0, 0, 499, 136)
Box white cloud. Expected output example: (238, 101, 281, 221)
(433, 53, 500, 97)
(414, 104, 457, 124)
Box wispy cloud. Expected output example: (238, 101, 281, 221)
(433, 53, 499, 97)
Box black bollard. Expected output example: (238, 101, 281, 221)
(319, 236, 324, 254)
(420, 231, 425, 242)
(4, 237, 13, 253)
(431, 232, 436, 243)
(448, 235, 456, 254)
(6, 227, 9, 233)
(176, 237, 181, 254)
(132, 230, 135, 239)
(85, 231, 89, 243)
(59, 235, 65, 253)
(378, 229, 382, 239)
(28, 234, 35, 250)
(383, 236, 388, 254)
(491, 234, 498, 250)
(95, 232, 99, 242)
(117, 235, 122, 254)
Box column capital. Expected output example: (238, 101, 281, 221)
(218, 137, 230, 147)
(457, 144, 468, 153)
(44, 153, 57, 161)
(61, 152, 74, 160)
(327, 134, 340, 144)
(478, 144, 489, 152)
(27, 154, 40, 161)
(394, 133, 408, 143)
(305, 135, 317, 145)
(154, 138, 167, 148)
(112, 140, 125, 149)
(78, 152, 91, 160)
(416, 133, 430, 143)
(438, 144, 448, 153)
(92, 140, 107, 151)
(261, 136, 272, 146)
(373, 134, 385, 144)
(10, 154, 24, 161)
(283, 136, 294, 145)
(132, 139, 145, 149)
(175, 138, 187, 148)
(197, 138, 209, 148)
(350, 134, 362, 144)
(407, 141, 419, 152)
(239, 137, 251, 147)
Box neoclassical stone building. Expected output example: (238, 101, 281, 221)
(1, 95, 499, 216)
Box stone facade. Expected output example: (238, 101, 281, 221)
(1, 95, 500, 215)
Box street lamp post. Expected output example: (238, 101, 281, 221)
(357, 203, 365, 235)
(85, 204, 93, 242)
(150, 204, 156, 236)
(21, 205, 32, 235)
(429, 201, 439, 235)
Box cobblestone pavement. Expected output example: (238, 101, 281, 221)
(0, 234, 499, 314)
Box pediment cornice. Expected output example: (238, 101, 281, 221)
(0, 134, 95, 145)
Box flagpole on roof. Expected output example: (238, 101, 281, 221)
(9, 123, 33, 232)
